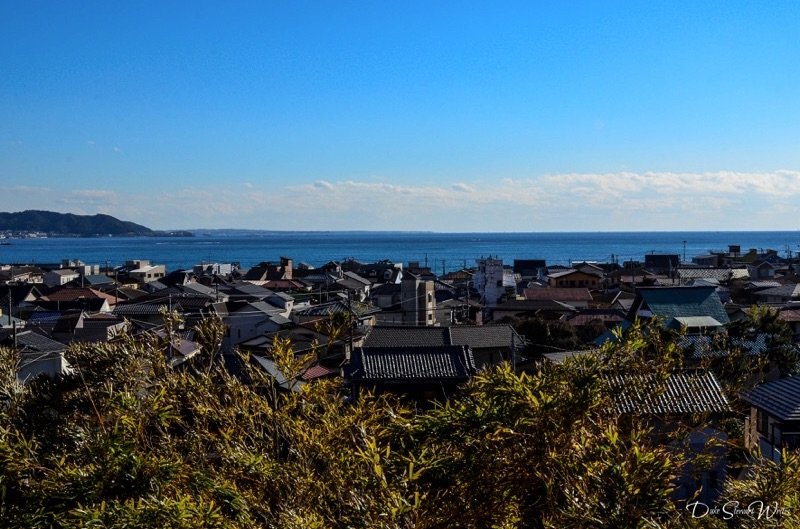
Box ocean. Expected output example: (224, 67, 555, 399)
(1, 231, 799, 273)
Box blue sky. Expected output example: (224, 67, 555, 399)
(2, 1, 800, 231)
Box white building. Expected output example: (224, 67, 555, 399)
(473, 258, 516, 308)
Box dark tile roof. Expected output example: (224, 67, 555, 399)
(2, 329, 66, 353)
(345, 345, 476, 381)
(606, 371, 730, 415)
(362, 324, 521, 351)
(363, 326, 449, 348)
(741, 376, 800, 422)
(450, 325, 521, 350)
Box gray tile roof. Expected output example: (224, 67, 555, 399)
(678, 268, 734, 282)
(295, 300, 380, 318)
(363, 326, 449, 348)
(363, 325, 521, 350)
(741, 376, 800, 421)
(345, 345, 476, 381)
(9, 330, 67, 353)
(450, 325, 521, 349)
(678, 334, 768, 359)
(753, 284, 800, 300)
(606, 371, 730, 415)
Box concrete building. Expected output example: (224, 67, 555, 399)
(401, 272, 436, 326)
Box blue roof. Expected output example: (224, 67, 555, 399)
(635, 286, 729, 326)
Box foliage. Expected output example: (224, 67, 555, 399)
(0, 318, 798, 527)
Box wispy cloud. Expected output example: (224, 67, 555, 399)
(58, 189, 120, 211)
(0, 170, 797, 230)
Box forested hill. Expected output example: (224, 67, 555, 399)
(0, 210, 155, 236)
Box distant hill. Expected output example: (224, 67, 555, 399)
(0, 210, 155, 236)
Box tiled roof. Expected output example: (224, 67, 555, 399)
(114, 303, 167, 316)
(295, 300, 380, 318)
(564, 309, 626, 327)
(12, 330, 67, 353)
(27, 311, 63, 325)
(742, 377, 800, 421)
(43, 287, 116, 303)
(363, 326, 449, 348)
(779, 309, 800, 323)
(363, 325, 521, 350)
(301, 364, 338, 380)
(753, 284, 800, 300)
(678, 268, 734, 282)
(678, 334, 769, 359)
(548, 268, 602, 279)
(633, 286, 729, 326)
(450, 325, 521, 350)
(606, 371, 730, 415)
(746, 280, 782, 290)
(523, 287, 592, 302)
(345, 345, 476, 381)
(493, 299, 578, 312)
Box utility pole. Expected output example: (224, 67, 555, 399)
(683, 240, 687, 263)
(346, 288, 354, 356)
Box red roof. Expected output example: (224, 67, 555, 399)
(301, 364, 338, 380)
(43, 287, 117, 304)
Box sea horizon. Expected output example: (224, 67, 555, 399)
(3, 230, 799, 273)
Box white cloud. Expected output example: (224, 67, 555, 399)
(59, 189, 120, 209)
(0, 170, 797, 230)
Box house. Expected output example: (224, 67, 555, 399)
(214, 300, 292, 352)
(43, 269, 80, 288)
(778, 308, 800, 342)
(40, 287, 117, 311)
(0, 329, 73, 383)
(362, 324, 523, 369)
(491, 299, 578, 322)
(644, 254, 680, 275)
(513, 259, 547, 279)
(742, 376, 800, 463)
(51, 311, 128, 344)
(547, 268, 602, 289)
(606, 370, 730, 504)
(343, 345, 476, 402)
(293, 300, 381, 328)
(625, 286, 730, 332)
(127, 264, 167, 284)
(522, 287, 592, 309)
(561, 308, 626, 334)
(243, 257, 293, 281)
(0, 284, 43, 319)
(747, 260, 777, 280)
(752, 283, 800, 304)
